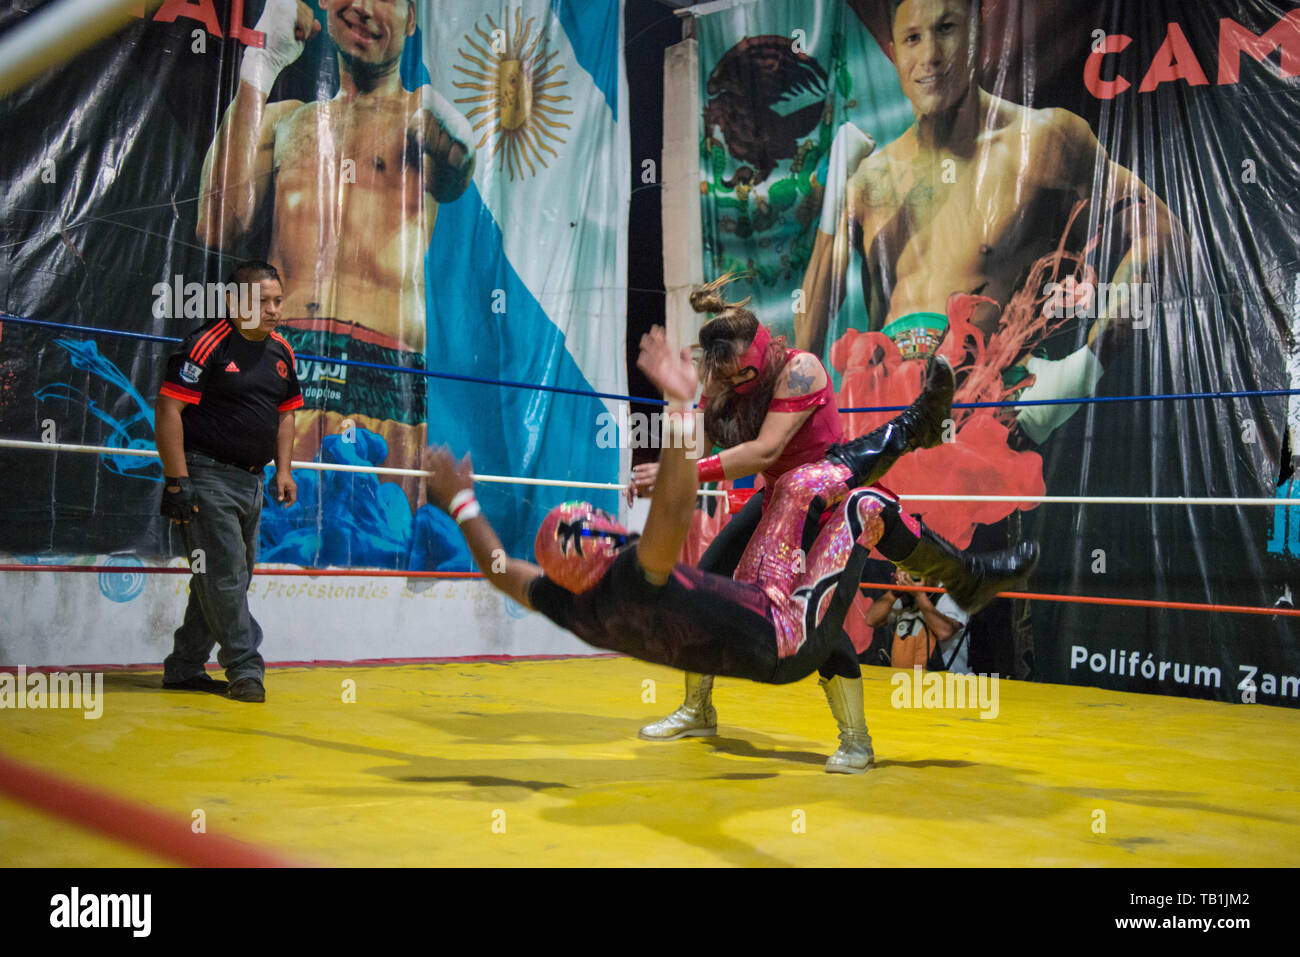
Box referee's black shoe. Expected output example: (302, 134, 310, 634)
(228, 677, 266, 703)
(163, 674, 229, 694)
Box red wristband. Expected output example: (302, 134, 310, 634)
(697, 455, 725, 483)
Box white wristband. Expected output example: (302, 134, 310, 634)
(449, 490, 480, 525)
(453, 502, 482, 526)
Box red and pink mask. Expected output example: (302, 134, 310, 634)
(535, 502, 631, 594)
(730, 325, 771, 395)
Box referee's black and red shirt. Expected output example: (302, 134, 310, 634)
(160, 318, 303, 470)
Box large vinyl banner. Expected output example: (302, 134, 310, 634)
(0, 0, 626, 578)
(695, 0, 1300, 705)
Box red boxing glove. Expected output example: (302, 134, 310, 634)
(697, 455, 726, 483)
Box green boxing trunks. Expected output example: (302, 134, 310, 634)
(880, 311, 949, 362)
(280, 318, 426, 427)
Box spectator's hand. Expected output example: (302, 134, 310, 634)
(275, 471, 297, 507)
(626, 462, 659, 504)
(161, 477, 198, 525)
(423, 445, 475, 512)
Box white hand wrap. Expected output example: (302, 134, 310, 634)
(422, 85, 475, 166)
(1014, 346, 1104, 444)
(819, 122, 875, 236)
(240, 0, 307, 95)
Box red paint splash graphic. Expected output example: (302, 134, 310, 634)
(831, 199, 1102, 548)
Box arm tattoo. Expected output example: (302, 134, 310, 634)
(785, 364, 815, 395)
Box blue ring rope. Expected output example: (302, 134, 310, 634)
(0, 313, 668, 407)
(841, 386, 1300, 414)
(3, 312, 1298, 414)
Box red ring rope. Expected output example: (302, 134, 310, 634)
(857, 582, 1300, 617)
(0, 751, 298, 867)
(0, 564, 478, 578)
(1, 564, 1296, 616)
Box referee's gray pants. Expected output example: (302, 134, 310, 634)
(162, 454, 265, 684)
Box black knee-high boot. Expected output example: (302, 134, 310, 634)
(873, 501, 1039, 615)
(896, 523, 1038, 614)
(826, 354, 956, 488)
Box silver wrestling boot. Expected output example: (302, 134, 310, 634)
(638, 673, 717, 740)
(820, 675, 874, 773)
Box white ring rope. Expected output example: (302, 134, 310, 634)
(0, 437, 727, 496)
(0, 0, 161, 99)
(896, 494, 1298, 506)
(3, 438, 1297, 506)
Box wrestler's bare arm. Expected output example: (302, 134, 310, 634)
(797, 207, 851, 355)
(1054, 109, 1183, 358)
(797, 162, 886, 353)
(1009, 109, 1186, 442)
(847, 157, 893, 334)
(628, 397, 816, 498)
(796, 127, 877, 354)
(422, 446, 542, 608)
(196, 93, 302, 250)
(196, 0, 317, 250)
(635, 328, 702, 584)
(459, 511, 543, 609)
(1092, 154, 1182, 361)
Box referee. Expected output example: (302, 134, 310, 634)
(155, 260, 302, 703)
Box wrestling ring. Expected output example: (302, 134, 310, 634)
(1, 309, 1298, 868)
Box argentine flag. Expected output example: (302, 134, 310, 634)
(418, 0, 629, 558)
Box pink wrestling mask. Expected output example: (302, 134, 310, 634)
(730, 325, 771, 395)
(535, 502, 631, 594)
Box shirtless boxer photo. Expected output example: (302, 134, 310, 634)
(196, 0, 475, 512)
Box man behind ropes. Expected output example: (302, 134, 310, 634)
(195, 0, 476, 515)
(156, 260, 302, 703)
(863, 567, 971, 672)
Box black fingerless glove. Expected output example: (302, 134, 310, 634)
(161, 477, 195, 521)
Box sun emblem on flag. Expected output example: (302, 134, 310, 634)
(453, 8, 573, 181)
